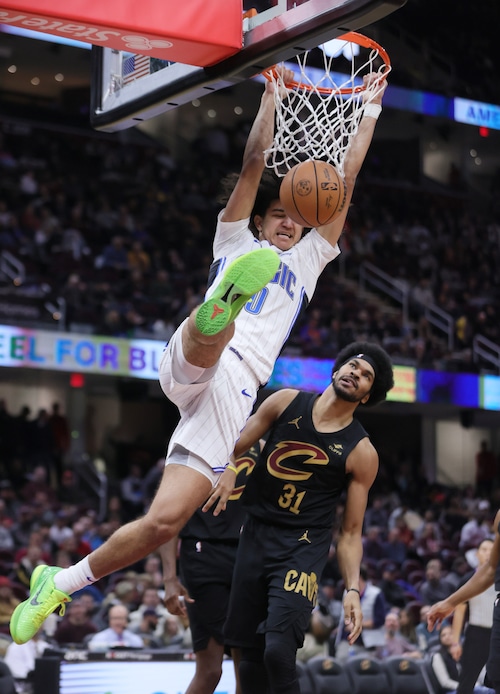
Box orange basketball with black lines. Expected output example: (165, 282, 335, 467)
(279, 159, 346, 228)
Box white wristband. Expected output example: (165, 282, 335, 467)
(363, 103, 382, 120)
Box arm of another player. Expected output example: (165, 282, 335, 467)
(450, 602, 466, 659)
(316, 74, 387, 248)
(337, 438, 379, 643)
(428, 509, 500, 631)
(222, 67, 295, 223)
(159, 537, 193, 617)
(202, 389, 299, 513)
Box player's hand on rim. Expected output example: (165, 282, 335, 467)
(266, 65, 295, 99)
(362, 72, 387, 104)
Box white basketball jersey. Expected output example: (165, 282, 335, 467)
(210, 211, 340, 385)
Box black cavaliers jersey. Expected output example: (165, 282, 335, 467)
(180, 444, 260, 542)
(242, 391, 369, 530)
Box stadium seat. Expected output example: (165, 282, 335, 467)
(296, 658, 315, 694)
(344, 654, 390, 694)
(420, 655, 442, 694)
(307, 655, 352, 694)
(0, 662, 16, 694)
(383, 655, 428, 694)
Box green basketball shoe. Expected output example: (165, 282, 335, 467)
(195, 248, 280, 336)
(10, 565, 71, 644)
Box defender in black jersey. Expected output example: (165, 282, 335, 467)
(204, 341, 394, 694)
(428, 511, 500, 694)
(161, 445, 260, 694)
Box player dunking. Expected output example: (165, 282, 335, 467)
(11, 69, 387, 645)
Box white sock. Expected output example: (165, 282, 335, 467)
(53, 556, 97, 595)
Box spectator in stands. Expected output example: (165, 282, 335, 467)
(398, 606, 420, 648)
(445, 555, 473, 592)
(128, 586, 169, 637)
(375, 611, 422, 659)
(362, 525, 385, 562)
(379, 563, 409, 609)
(416, 604, 439, 653)
(382, 526, 409, 564)
(141, 554, 164, 592)
(15, 543, 45, 590)
(459, 502, 492, 551)
(419, 559, 454, 605)
(335, 565, 387, 663)
(86, 604, 144, 650)
(57, 469, 88, 506)
(129, 608, 164, 649)
(0, 577, 21, 633)
(475, 442, 497, 497)
(0, 500, 15, 552)
(160, 614, 189, 651)
(49, 510, 74, 550)
(52, 597, 98, 646)
(120, 463, 146, 522)
(430, 625, 461, 693)
(10, 512, 31, 559)
(3, 631, 50, 682)
(48, 403, 70, 482)
(364, 495, 390, 530)
(20, 465, 57, 506)
(127, 241, 151, 274)
(415, 521, 443, 559)
(98, 235, 129, 271)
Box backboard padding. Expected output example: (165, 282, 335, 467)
(91, 0, 406, 132)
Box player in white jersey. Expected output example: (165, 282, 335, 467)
(10, 68, 387, 646)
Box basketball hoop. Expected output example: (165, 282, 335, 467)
(262, 32, 391, 177)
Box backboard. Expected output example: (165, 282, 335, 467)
(91, 0, 406, 132)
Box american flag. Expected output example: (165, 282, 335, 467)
(122, 54, 151, 85)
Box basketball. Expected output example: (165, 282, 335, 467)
(279, 160, 347, 228)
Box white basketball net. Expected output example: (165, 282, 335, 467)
(264, 34, 390, 178)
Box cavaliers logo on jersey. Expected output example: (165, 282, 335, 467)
(229, 445, 259, 500)
(266, 441, 329, 481)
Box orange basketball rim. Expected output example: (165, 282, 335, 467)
(262, 31, 391, 94)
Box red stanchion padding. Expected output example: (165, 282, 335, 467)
(0, 0, 243, 66)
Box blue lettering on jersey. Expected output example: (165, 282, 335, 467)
(269, 262, 296, 299)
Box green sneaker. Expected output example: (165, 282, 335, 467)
(195, 248, 280, 336)
(10, 565, 71, 644)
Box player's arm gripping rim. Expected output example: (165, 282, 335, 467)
(222, 67, 295, 224)
(316, 73, 387, 249)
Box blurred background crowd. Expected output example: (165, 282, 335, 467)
(0, 110, 499, 373)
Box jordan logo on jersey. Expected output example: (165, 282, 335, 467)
(298, 530, 311, 543)
(329, 443, 343, 456)
(288, 416, 302, 429)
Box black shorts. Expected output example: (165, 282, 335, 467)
(179, 538, 238, 652)
(223, 516, 331, 651)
